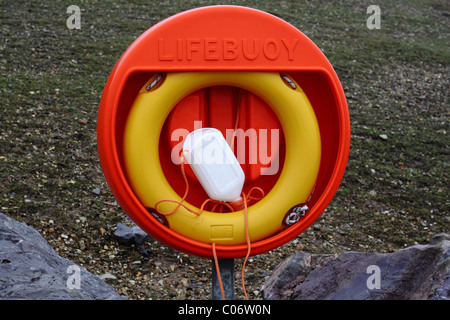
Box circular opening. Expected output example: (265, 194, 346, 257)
(159, 85, 286, 210)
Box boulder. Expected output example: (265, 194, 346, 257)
(0, 212, 122, 300)
(263, 234, 449, 300)
(114, 222, 150, 245)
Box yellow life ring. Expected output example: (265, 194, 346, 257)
(123, 71, 321, 245)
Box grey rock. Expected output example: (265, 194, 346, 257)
(114, 223, 150, 245)
(263, 233, 449, 300)
(0, 212, 122, 300)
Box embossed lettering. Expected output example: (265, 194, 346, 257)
(263, 39, 280, 60)
(205, 38, 219, 61)
(157, 38, 298, 62)
(242, 39, 259, 60)
(223, 38, 238, 60)
(186, 38, 201, 60)
(281, 38, 298, 61)
(158, 38, 174, 61)
(177, 38, 183, 61)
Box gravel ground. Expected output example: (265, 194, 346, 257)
(0, 1, 448, 300)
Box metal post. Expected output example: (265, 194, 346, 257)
(212, 259, 235, 300)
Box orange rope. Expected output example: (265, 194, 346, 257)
(154, 154, 264, 299)
(212, 243, 225, 300)
(155, 90, 263, 299)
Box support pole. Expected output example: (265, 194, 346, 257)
(212, 259, 235, 300)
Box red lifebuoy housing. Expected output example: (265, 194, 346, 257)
(97, 5, 350, 258)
